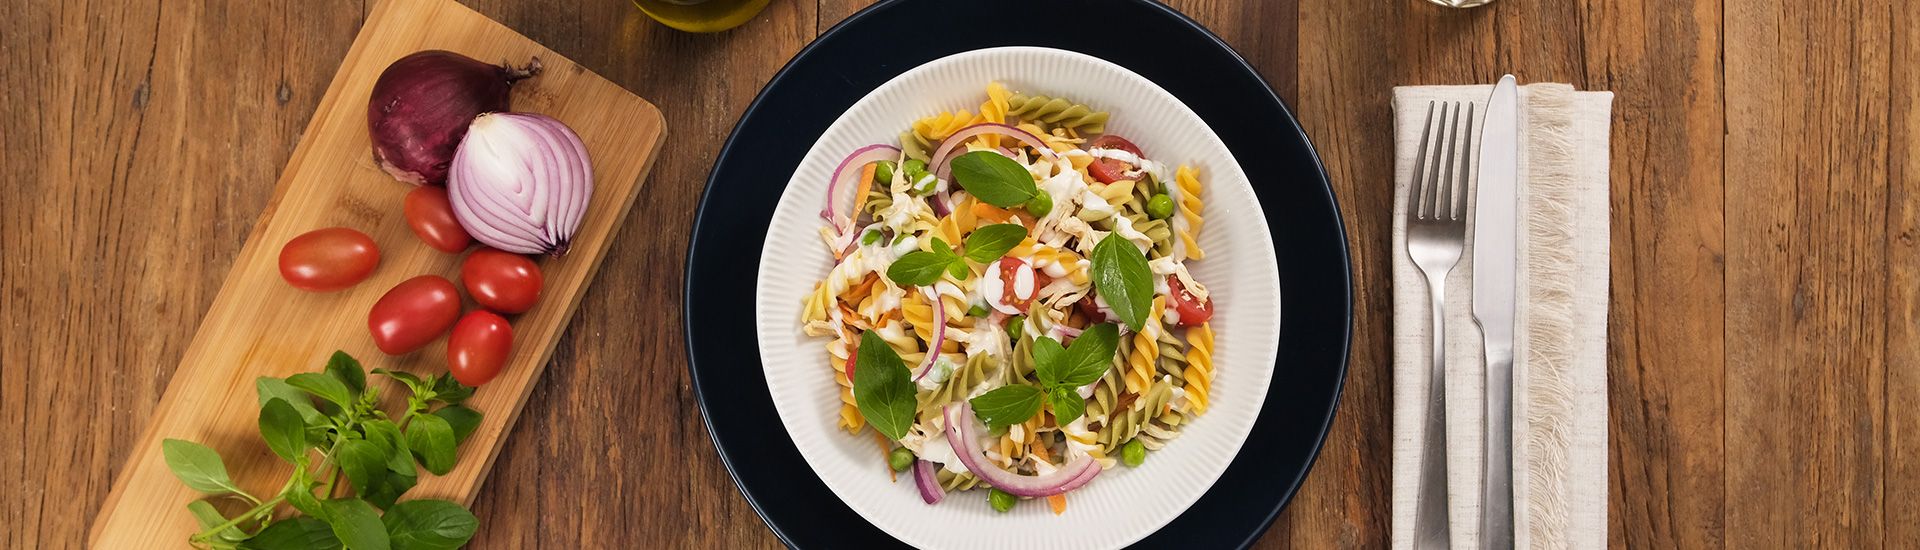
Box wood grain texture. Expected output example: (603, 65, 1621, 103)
(4, 0, 1916, 548)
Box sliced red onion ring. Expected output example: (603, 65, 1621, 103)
(912, 286, 946, 381)
(942, 403, 1100, 498)
(913, 460, 945, 504)
(930, 123, 1058, 181)
(821, 144, 900, 235)
(1047, 324, 1085, 342)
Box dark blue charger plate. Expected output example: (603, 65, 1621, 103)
(683, 0, 1352, 547)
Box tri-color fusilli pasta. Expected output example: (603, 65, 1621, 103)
(802, 82, 1219, 513)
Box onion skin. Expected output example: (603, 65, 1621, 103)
(368, 50, 541, 186)
(448, 112, 593, 256)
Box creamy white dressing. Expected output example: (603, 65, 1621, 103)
(889, 234, 919, 257)
(915, 356, 958, 390)
(1109, 212, 1154, 252)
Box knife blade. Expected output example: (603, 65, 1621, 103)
(1471, 74, 1519, 550)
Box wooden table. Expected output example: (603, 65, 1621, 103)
(2, 0, 1911, 547)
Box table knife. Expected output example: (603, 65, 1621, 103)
(1471, 74, 1519, 550)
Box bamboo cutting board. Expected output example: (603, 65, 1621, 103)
(89, 0, 663, 545)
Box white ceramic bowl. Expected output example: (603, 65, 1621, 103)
(753, 46, 1282, 550)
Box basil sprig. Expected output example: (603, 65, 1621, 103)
(884, 224, 1029, 286)
(852, 331, 918, 440)
(950, 151, 1039, 208)
(1091, 234, 1155, 330)
(968, 323, 1121, 428)
(161, 351, 482, 549)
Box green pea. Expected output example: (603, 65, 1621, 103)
(989, 488, 1017, 513)
(872, 160, 897, 184)
(888, 447, 915, 472)
(903, 158, 928, 175)
(1146, 194, 1174, 220)
(967, 304, 989, 318)
(1026, 192, 1054, 218)
(861, 229, 882, 246)
(1121, 438, 1146, 467)
(1006, 315, 1026, 341)
(911, 174, 938, 196)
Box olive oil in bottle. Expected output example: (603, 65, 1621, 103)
(630, 0, 771, 33)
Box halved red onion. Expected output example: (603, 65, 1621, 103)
(912, 286, 946, 381)
(942, 403, 1100, 498)
(448, 112, 592, 256)
(821, 145, 900, 236)
(930, 123, 1058, 181)
(913, 460, 945, 504)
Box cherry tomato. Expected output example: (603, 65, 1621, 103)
(460, 248, 544, 314)
(278, 227, 380, 292)
(844, 339, 859, 382)
(1076, 295, 1109, 324)
(1086, 135, 1144, 184)
(1167, 275, 1215, 326)
(994, 257, 1037, 313)
(403, 186, 472, 253)
(448, 310, 513, 386)
(367, 275, 461, 355)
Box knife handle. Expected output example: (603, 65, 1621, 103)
(1481, 346, 1514, 549)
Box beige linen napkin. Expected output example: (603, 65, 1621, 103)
(1389, 83, 1613, 549)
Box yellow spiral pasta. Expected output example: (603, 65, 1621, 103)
(1182, 323, 1215, 415)
(913, 110, 985, 143)
(1175, 165, 1206, 260)
(934, 195, 979, 246)
(980, 82, 1011, 148)
(1123, 297, 1167, 394)
(827, 337, 864, 433)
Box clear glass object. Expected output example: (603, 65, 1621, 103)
(1426, 0, 1495, 6)
(631, 0, 772, 33)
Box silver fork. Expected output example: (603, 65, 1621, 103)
(1407, 100, 1473, 549)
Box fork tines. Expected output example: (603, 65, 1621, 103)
(1411, 101, 1475, 222)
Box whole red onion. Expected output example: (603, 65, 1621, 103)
(367, 50, 541, 185)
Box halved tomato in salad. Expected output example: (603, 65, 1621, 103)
(1167, 275, 1214, 326)
(1086, 135, 1143, 184)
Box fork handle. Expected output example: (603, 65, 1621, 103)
(1413, 272, 1450, 549)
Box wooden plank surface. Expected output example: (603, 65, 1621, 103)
(83, 0, 666, 546)
(2, 0, 1915, 548)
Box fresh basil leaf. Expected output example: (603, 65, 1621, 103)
(405, 414, 457, 476)
(257, 378, 325, 426)
(285, 483, 326, 519)
(244, 517, 339, 550)
(1058, 323, 1121, 387)
(945, 260, 970, 280)
(372, 368, 425, 393)
(930, 237, 954, 257)
(1091, 234, 1154, 331)
(427, 376, 473, 405)
(851, 331, 917, 440)
(950, 150, 1038, 207)
(286, 373, 353, 410)
(360, 465, 415, 511)
(430, 406, 482, 445)
(322, 498, 389, 550)
(968, 385, 1043, 429)
(162, 439, 245, 496)
(963, 224, 1028, 264)
(1048, 386, 1088, 425)
(324, 351, 366, 397)
(1030, 336, 1067, 387)
(187, 500, 251, 543)
(336, 438, 388, 498)
(259, 399, 307, 462)
(886, 250, 952, 286)
(361, 420, 409, 469)
(382, 500, 479, 550)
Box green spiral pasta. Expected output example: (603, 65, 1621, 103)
(862, 185, 893, 218)
(936, 469, 982, 492)
(1127, 212, 1175, 259)
(919, 354, 997, 416)
(1006, 93, 1109, 134)
(1135, 408, 1187, 451)
(1086, 336, 1131, 427)
(1098, 378, 1174, 454)
(1009, 334, 1038, 383)
(901, 130, 932, 162)
(1155, 327, 1189, 385)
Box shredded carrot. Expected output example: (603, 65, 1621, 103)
(1048, 494, 1067, 515)
(973, 202, 1014, 223)
(841, 273, 880, 307)
(875, 431, 896, 482)
(852, 163, 878, 216)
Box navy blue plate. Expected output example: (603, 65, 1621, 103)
(684, 0, 1351, 547)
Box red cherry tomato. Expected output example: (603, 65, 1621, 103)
(1167, 275, 1214, 326)
(367, 275, 461, 355)
(1076, 295, 1108, 324)
(995, 257, 1037, 313)
(460, 248, 544, 314)
(844, 340, 859, 382)
(1086, 135, 1144, 184)
(448, 310, 513, 386)
(404, 186, 472, 254)
(278, 227, 380, 292)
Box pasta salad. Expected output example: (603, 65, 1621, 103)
(800, 82, 1217, 514)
